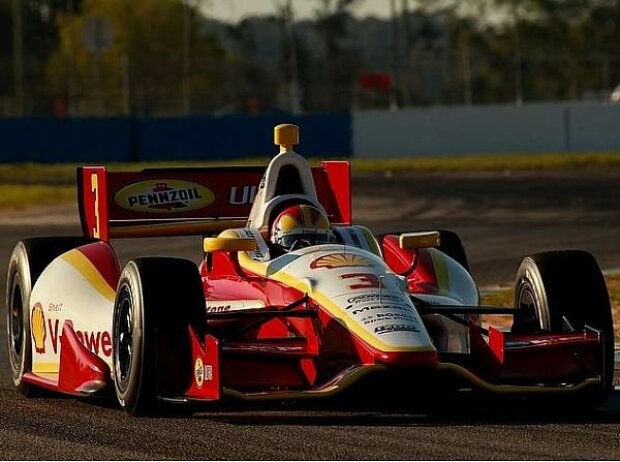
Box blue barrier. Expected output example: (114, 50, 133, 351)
(0, 118, 131, 163)
(0, 113, 352, 163)
(138, 113, 351, 160)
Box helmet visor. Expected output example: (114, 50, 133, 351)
(279, 231, 334, 249)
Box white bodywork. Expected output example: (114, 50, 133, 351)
(238, 243, 437, 352)
(28, 254, 114, 375)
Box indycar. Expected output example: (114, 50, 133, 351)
(6, 124, 614, 415)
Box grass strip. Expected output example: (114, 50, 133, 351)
(0, 184, 76, 210)
(2, 152, 620, 185)
(351, 152, 620, 172)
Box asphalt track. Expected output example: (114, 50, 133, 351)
(1, 167, 620, 459)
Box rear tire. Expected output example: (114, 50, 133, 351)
(112, 257, 206, 415)
(513, 250, 614, 407)
(5, 237, 97, 395)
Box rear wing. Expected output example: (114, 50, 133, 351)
(77, 162, 350, 241)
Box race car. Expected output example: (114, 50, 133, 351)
(6, 124, 614, 415)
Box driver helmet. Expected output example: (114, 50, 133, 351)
(271, 204, 335, 251)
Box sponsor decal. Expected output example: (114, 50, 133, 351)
(346, 293, 401, 304)
(361, 312, 419, 325)
(114, 179, 215, 213)
(340, 273, 384, 290)
(347, 303, 411, 316)
(229, 186, 257, 205)
(75, 329, 112, 357)
(195, 357, 205, 388)
(45, 318, 112, 357)
(207, 304, 232, 313)
(47, 302, 63, 313)
(375, 324, 420, 334)
(205, 365, 213, 381)
(31, 303, 46, 354)
(310, 253, 373, 270)
(206, 300, 266, 313)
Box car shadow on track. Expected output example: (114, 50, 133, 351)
(190, 392, 620, 427)
(7, 385, 620, 426)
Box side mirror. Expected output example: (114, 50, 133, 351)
(203, 237, 258, 253)
(399, 231, 441, 250)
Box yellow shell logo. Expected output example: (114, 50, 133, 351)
(114, 179, 215, 214)
(30, 303, 46, 354)
(194, 357, 204, 389)
(310, 253, 374, 270)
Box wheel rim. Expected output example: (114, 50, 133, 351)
(114, 284, 133, 392)
(8, 274, 24, 373)
(516, 279, 549, 331)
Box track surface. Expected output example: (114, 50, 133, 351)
(2, 168, 620, 459)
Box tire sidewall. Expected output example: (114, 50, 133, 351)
(5, 243, 33, 391)
(113, 262, 147, 414)
(515, 257, 552, 331)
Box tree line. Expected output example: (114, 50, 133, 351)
(1, 0, 619, 117)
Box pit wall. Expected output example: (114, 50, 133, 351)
(1, 103, 620, 162)
(353, 103, 620, 158)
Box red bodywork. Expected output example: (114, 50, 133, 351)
(22, 162, 607, 404)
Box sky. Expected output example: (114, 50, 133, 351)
(204, 0, 395, 22)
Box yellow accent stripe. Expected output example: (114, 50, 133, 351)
(61, 250, 116, 302)
(437, 363, 600, 394)
(32, 362, 59, 374)
(203, 237, 257, 253)
(238, 252, 435, 353)
(301, 205, 313, 227)
(224, 364, 386, 401)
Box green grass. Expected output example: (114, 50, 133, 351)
(351, 152, 620, 172)
(0, 184, 76, 209)
(2, 152, 620, 186)
(2, 151, 620, 209)
(0, 159, 272, 185)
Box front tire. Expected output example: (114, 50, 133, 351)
(513, 250, 614, 406)
(113, 257, 206, 415)
(6, 237, 96, 395)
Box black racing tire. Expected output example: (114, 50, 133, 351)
(112, 257, 206, 415)
(5, 237, 97, 396)
(513, 250, 614, 406)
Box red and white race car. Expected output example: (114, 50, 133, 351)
(6, 124, 614, 415)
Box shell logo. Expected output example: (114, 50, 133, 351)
(310, 253, 374, 270)
(30, 303, 46, 354)
(195, 357, 205, 389)
(114, 179, 216, 214)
